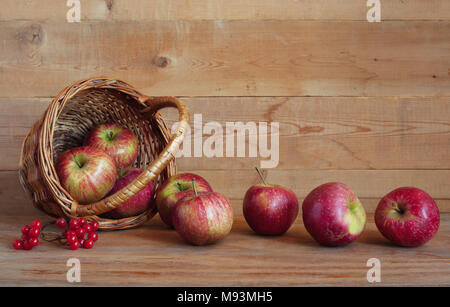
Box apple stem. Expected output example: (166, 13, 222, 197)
(73, 155, 82, 168)
(391, 203, 404, 214)
(108, 130, 114, 140)
(255, 167, 267, 185)
(192, 178, 198, 197)
(118, 167, 126, 177)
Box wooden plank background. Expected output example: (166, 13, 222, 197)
(1, 20, 449, 97)
(1, 0, 449, 21)
(0, 1, 449, 215)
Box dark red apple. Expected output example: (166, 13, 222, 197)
(84, 123, 139, 168)
(155, 173, 213, 227)
(172, 179, 233, 245)
(375, 187, 440, 247)
(302, 182, 366, 246)
(104, 167, 155, 219)
(243, 167, 299, 235)
(56, 146, 117, 204)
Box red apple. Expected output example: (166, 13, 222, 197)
(375, 187, 440, 247)
(103, 167, 155, 219)
(155, 173, 213, 227)
(172, 179, 233, 245)
(302, 182, 366, 246)
(56, 146, 117, 204)
(84, 123, 139, 168)
(243, 167, 298, 235)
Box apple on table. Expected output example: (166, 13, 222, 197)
(302, 182, 366, 246)
(375, 187, 440, 247)
(56, 146, 117, 204)
(172, 178, 233, 245)
(155, 173, 213, 227)
(243, 167, 299, 235)
(84, 123, 139, 168)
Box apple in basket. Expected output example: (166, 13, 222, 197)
(84, 123, 139, 168)
(172, 179, 233, 245)
(56, 146, 117, 204)
(155, 173, 213, 227)
(103, 167, 155, 219)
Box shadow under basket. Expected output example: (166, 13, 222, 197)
(18, 77, 189, 230)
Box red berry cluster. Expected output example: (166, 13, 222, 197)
(57, 218, 99, 250)
(12, 220, 42, 250)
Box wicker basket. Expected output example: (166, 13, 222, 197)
(18, 77, 189, 230)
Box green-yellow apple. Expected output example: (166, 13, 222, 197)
(302, 182, 366, 246)
(56, 146, 117, 204)
(84, 123, 138, 168)
(155, 173, 213, 227)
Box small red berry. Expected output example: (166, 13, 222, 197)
(78, 217, 87, 227)
(75, 228, 85, 239)
(21, 225, 30, 235)
(79, 239, 85, 247)
(66, 234, 78, 244)
(83, 224, 92, 233)
(69, 241, 80, 250)
(87, 232, 98, 242)
(23, 240, 33, 250)
(29, 238, 39, 247)
(31, 220, 42, 229)
(69, 219, 80, 229)
(56, 218, 67, 229)
(90, 221, 99, 231)
(28, 227, 40, 238)
(21, 234, 29, 241)
(13, 240, 23, 250)
(83, 239, 94, 249)
(64, 230, 76, 238)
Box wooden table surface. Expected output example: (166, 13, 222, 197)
(1, 180, 448, 286)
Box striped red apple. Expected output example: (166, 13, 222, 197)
(56, 146, 117, 204)
(172, 179, 233, 245)
(155, 173, 213, 227)
(84, 123, 139, 168)
(104, 167, 155, 219)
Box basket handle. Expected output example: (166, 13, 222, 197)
(73, 96, 190, 217)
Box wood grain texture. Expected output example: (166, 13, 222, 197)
(1, 0, 449, 21)
(1, 97, 449, 171)
(166, 96, 450, 170)
(0, 211, 448, 286)
(0, 20, 449, 97)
